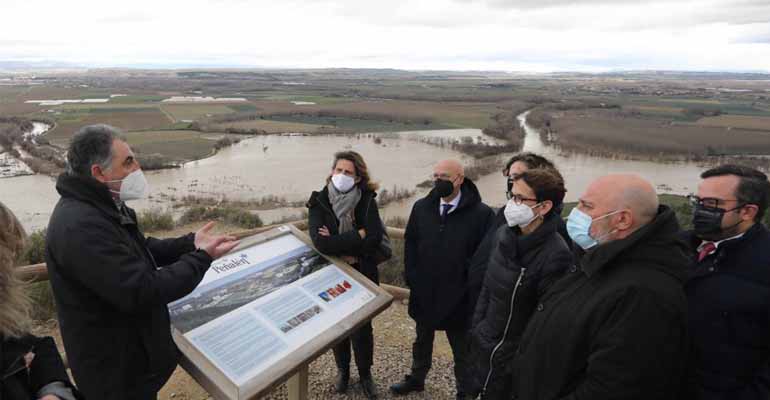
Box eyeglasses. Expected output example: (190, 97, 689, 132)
(510, 193, 539, 205)
(687, 194, 740, 209)
(505, 174, 523, 200)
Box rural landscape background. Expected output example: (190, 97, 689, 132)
(3, 66, 769, 398)
(3, 0, 770, 397)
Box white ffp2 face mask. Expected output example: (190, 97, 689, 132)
(107, 169, 149, 201)
(504, 200, 541, 228)
(331, 173, 356, 193)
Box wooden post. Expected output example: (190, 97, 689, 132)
(286, 364, 309, 400)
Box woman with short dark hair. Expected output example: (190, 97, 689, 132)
(0, 201, 83, 400)
(306, 151, 385, 399)
(470, 168, 573, 400)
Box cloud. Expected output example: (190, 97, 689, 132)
(451, 0, 770, 28)
(730, 24, 770, 44)
(0, 0, 768, 72)
(458, 0, 675, 10)
(96, 12, 153, 24)
(0, 39, 58, 46)
(734, 34, 770, 44)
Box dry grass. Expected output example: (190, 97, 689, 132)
(695, 115, 770, 131)
(546, 109, 770, 159)
(245, 99, 499, 129)
(623, 105, 684, 115)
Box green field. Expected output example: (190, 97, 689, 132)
(226, 103, 259, 113)
(125, 130, 228, 162)
(160, 104, 236, 122)
(110, 95, 167, 104)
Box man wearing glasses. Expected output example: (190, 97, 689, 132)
(390, 159, 494, 400)
(684, 164, 770, 400)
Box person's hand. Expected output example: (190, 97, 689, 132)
(194, 222, 239, 259)
(39, 395, 62, 400)
(341, 255, 358, 264)
(318, 226, 331, 237)
(358, 228, 366, 239)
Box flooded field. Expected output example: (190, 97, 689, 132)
(0, 118, 714, 232)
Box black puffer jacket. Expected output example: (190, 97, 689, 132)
(684, 222, 770, 400)
(512, 205, 689, 400)
(45, 173, 213, 400)
(405, 179, 495, 330)
(468, 204, 571, 318)
(470, 213, 572, 394)
(307, 185, 384, 282)
(1, 335, 83, 400)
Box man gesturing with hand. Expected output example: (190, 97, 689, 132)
(195, 221, 240, 259)
(45, 125, 239, 400)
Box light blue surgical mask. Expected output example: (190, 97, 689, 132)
(566, 207, 622, 250)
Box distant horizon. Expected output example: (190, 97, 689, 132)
(1, 60, 769, 75)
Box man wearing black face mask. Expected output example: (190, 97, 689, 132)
(390, 159, 494, 400)
(684, 164, 770, 400)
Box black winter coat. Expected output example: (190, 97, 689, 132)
(405, 179, 495, 330)
(307, 185, 384, 283)
(683, 222, 770, 400)
(468, 204, 571, 317)
(512, 205, 689, 400)
(1, 335, 82, 400)
(470, 213, 572, 393)
(45, 173, 213, 400)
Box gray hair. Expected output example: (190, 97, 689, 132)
(66, 124, 122, 176)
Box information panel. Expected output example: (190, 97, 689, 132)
(169, 225, 392, 399)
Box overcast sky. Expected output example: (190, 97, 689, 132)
(2, 0, 769, 72)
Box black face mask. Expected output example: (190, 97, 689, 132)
(434, 179, 455, 198)
(692, 203, 744, 238)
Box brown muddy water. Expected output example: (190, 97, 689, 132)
(0, 121, 707, 232)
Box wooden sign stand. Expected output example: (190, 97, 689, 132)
(171, 224, 393, 400)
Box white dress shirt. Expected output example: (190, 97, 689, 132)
(439, 189, 462, 215)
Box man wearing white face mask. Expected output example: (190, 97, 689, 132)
(470, 168, 572, 400)
(510, 174, 690, 400)
(45, 124, 239, 400)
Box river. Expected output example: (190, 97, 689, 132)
(0, 115, 706, 232)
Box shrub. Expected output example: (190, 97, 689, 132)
(17, 229, 57, 321)
(138, 209, 176, 232)
(377, 237, 405, 287)
(21, 229, 47, 265)
(378, 186, 416, 207)
(28, 282, 57, 321)
(213, 136, 242, 151)
(136, 154, 178, 170)
(179, 206, 263, 229)
(384, 216, 407, 229)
